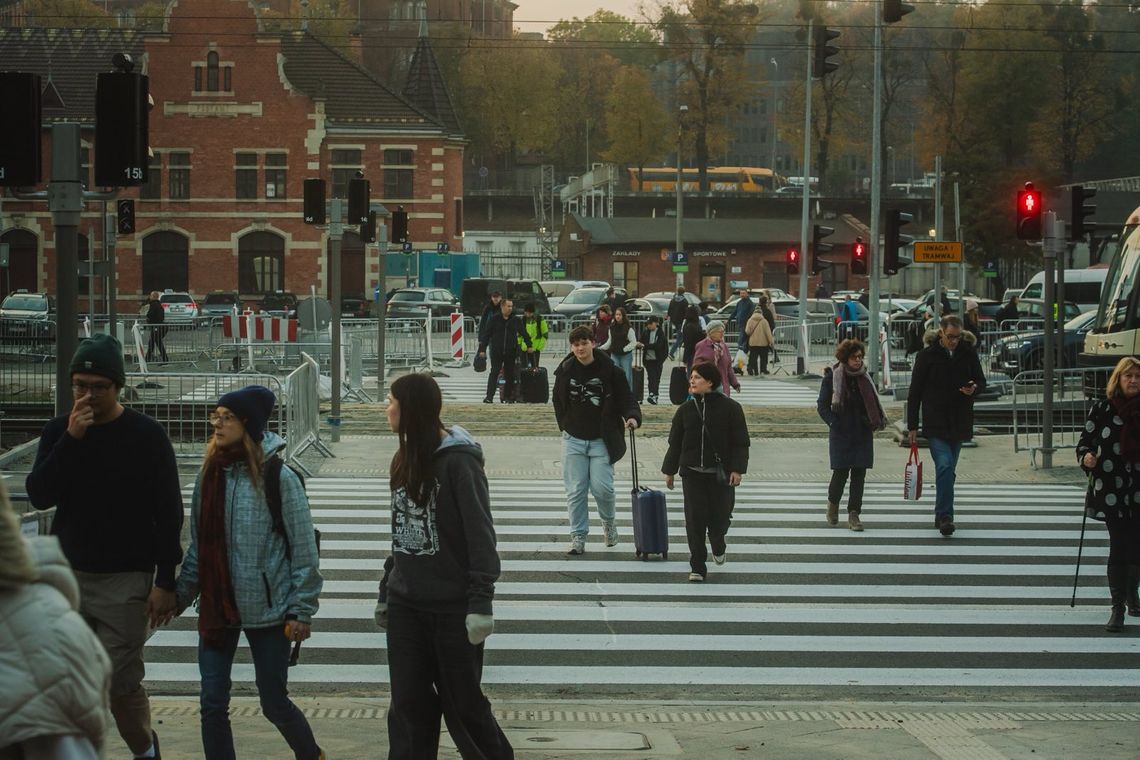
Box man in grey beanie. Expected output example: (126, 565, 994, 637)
(26, 334, 182, 759)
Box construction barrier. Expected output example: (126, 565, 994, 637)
(222, 313, 298, 342)
(450, 313, 465, 361)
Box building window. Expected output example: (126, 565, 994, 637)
(79, 146, 91, 189)
(207, 51, 219, 91)
(139, 154, 162, 199)
(454, 198, 463, 236)
(383, 149, 413, 165)
(265, 153, 286, 199)
(168, 152, 191, 199)
(223, 66, 232, 92)
(235, 152, 257, 199)
(330, 148, 362, 198)
(383, 149, 414, 199)
(613, 261, 639, 295)
(238, 231, 285, 294)
(141, 231, 190, 294)
(476, 240, 493, 254)
(194, 66, 202, 92)
(508, 241, 525, 255)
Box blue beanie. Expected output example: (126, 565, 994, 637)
(217, 385, 276, 442)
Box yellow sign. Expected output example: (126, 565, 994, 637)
(913, 241, 963, 263)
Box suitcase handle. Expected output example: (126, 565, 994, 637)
(629, 427, 640, 491)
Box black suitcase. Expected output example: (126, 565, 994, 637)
(669, 365, 689, 405)
(628, 429, 668, 560)
(631, 365, 645, 402)
(519, 366, 549, 403)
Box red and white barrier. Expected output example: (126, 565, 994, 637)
(222, 314, 298, 342)
(450, 312, 464, 361)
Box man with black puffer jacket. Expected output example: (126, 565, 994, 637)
(477, 298, 533, 404)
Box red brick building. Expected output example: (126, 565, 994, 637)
(0, 0, 465, 311)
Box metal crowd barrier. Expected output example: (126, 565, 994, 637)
(1011, 367, 1096, 467)
(132, 320, 224, 368)
(284, 352, 332, 471)
(19, 506, 56, 537)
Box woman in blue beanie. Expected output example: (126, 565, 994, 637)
(175, 385, 325, 760)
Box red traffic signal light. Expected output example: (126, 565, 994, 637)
(851, 237, 867, 275)
(786, 247, 800, 276)
(1016, 182, 1043, 240)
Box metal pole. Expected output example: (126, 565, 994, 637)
(955, 182, 965, 299)
(675, 106, 686, 288)
(867, 6, 884, 380)
(49, 124, 83, 416)
(1041, 211, 1057, 469)
(933, 155, 943, 310)
(376, 217, 387, 387)
(329, 197, 343, 441)
(105, 206, 117, 336)
(797, 19, 814, 376)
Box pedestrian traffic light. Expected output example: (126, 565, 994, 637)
(0, 72, 42, 187)
(883, 209, 914, 275)
(116, 198, 135, 234)
(850, 237, 868, 276)
(786, 247, 800, 276)
(303, 178, 326, 225)
(812, 26, 840, 79)
(392, 205, 408, 243)
(347, 177, 370, 225)
(883, 0, 915, 23)
(361, 209, 377, 243)
(1069, 184, 1097, 241)
(1016, 182, 1043, 240)
(94, 64, 150, 187)
(811, 224, 834, 275)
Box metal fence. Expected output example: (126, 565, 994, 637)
(19, 506, 55, 537)
(284, 352, 332, 472)
(1011, 367, 1096, 467)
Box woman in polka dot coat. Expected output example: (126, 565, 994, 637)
(1076, 356, 1140, 633)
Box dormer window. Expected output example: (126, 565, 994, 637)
(193, 50, 233, 93)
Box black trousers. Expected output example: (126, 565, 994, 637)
(386, 602, 513, 760)
(645, 359, 664, 398)
(747, 346, 769, 375)
(828, 467, 867, 513)
(1105, 508, 1140, 569)
(681, 470, 735, 576)
(485, 353, 519, 401)
(146, 325, 168, 362)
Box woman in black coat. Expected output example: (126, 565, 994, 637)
(661, 362, 750, 583)
(1077, 356, 1140, 633)
(680, 305, 706, 373)
(638, 315, 669, 404)
(816, 339, 886, 531)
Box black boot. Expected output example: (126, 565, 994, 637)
(1128, 565, 1140, 617)
(1107, 565, 1127, 633)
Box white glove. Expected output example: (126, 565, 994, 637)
(465, 613, 494, 645)
(374, 601, 388, 630)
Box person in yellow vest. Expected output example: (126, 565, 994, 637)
(518, 303, 549, 368)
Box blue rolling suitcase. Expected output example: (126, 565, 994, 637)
(629, 429, 668, 560)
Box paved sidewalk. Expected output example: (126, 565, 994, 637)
(146, 696, 1140, 758)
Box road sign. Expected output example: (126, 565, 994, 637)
(402, 241, 413, 254)
(672, 250, 689, 273)
(551, 259, 566, 279)
(436, 242, 449, 255)
(913, 241, 962, 263)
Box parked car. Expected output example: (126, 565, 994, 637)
(159, 290, 199, 322)
(460, 277, 551, 320)
(198, 290, 241, 318)
(0, 290, 55, 342)
(258, 291, 298, 319)
(540, 279, 608, 309)
(1017, 298, 1084, 324)
(623, 297, 669, 319)
(341, 294, 372, 318)
(769, 297, 871, 340)
(552, 286, 628, 318)
(386, 287, 461, 322)
(990, 310, 1097, 378)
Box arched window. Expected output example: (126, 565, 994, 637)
(207, 51, 219, 92)
(0, 229, 38, 298)
(141, 231, 190, 295)
(238, 231, 284, 294)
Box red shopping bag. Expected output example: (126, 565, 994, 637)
(903, 443, 923, 501)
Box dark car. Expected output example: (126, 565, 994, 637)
(460, 278, 551, 320)
(259, 291, 298, 319)
(990, 309, 1096, 378)
(552, 286, 629, 318)
(386, 287, 460, 323)
(341, 294, 372, 318)
(199, 290, 241, 318)
(0, 290, 55, 343)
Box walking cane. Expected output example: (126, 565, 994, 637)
(1072, 503, 1087, 608)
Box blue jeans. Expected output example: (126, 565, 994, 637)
(612, 351, 634, 388)
(927, 437, 962, 521)
(198, 626, 319, 760)
(562, 433, 615, 536)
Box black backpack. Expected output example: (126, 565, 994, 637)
(264, 455, 321, 559)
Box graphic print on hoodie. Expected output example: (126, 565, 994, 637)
(392, 482, 441, 555)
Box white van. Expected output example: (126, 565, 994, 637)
(540, 279, 608, 309)
(1018, 268, 1108, 313)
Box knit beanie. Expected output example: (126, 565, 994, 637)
(69, 334, 126, 387)
(216, 385, 276, 442)
(705, 320, 726, 334)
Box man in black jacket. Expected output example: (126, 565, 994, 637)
(477, 298, 533, 403)
(553, 326, 642, 555)
(906, 315, 986, 536)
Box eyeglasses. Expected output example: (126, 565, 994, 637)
(208, 412, 239, 426)
(72, 381, 114, 394)
(849, 354, 865, 360)
(943, 332, 963, 342)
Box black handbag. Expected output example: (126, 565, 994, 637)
(698, 399, 735, 487)
(473, 353, 487, 373)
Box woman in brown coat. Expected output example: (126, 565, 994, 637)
(744, 305, 775, 376)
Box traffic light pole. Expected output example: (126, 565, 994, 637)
(867, 5, 884, 382)
(797, 19, 814, 376)
(376, 216, 387, 387)
(328, 198, 343, 442)
(1041, 212, 1060, 469)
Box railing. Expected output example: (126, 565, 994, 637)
(284, 352, 333, 472)
(19, 506, 56, 537)
(1011, 367, 1096, 468)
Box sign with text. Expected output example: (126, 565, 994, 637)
(671, 250, 688, 273)
(913, 241, 962, 263)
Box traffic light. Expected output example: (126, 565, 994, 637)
(361, 210, 377, 243)
(811, 224, 834, 275)
(347, 177, 370, 224)
(303, 178, 326, 225)
(786, 247, 800, 276)
(1069, 184, 1097, 241)
(1016, 182, 1043, 240)
(883, 209, 914, 275)
(392, 205, 408, 243)
(116, 198, 135, 234)
(812, 26, 840, 78)
(0, 72, 42, 187)
(883, 0, 915, 23)
(850, 237, 867, 276)
(94, 69, 150, 186)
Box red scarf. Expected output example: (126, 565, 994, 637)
(198, 446, 244, 648)
(1111, 393, 1140, 463)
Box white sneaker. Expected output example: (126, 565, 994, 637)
(712, 552, 726, 566)
(688, 572, 705, 582)
(567, 535, 585, 555)
(603, 522, 619, 547)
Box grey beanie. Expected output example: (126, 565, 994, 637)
(69, 334, 126, 387)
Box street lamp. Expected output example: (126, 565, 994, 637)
(769, 58, 778, 174)
(675, 104, 688, 287)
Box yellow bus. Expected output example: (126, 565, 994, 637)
(628, 166, 784, 193)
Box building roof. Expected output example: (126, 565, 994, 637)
(279, 31, 446, 132)
(401, 31, 462, 137)
(0, 27, 146, 124)
(571, 214, 865, 246)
